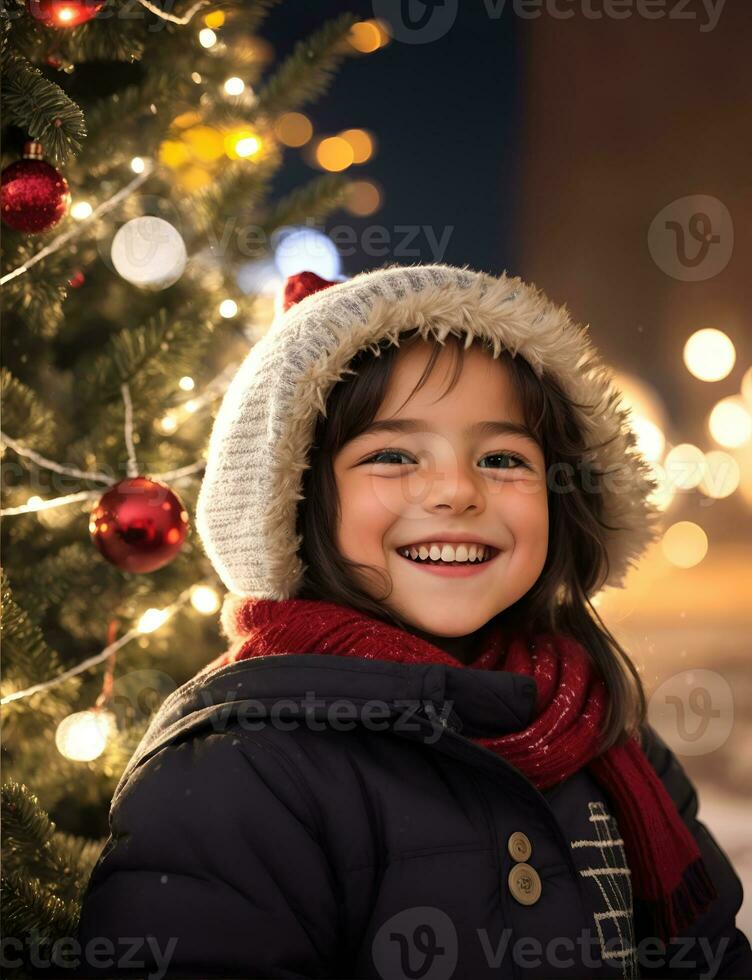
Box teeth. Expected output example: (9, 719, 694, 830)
(399, 542, 492, 564)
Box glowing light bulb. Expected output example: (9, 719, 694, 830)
(219, 299, 238, 318)
(159, 415, 178, 434)
(179, 376, 195, 391)
(224, 77, 245, 96)
(26, 496, 44, 511)
(683, 328, 736, 382)
(199, 28, 217, 48)
(137, 608, 170, 633)
(235, 136, 260, 158)
(130, 157, 146, 174)
(55, 709, 117, 762)
(71, 201, 93, 220)
(191, 586, 220, 614)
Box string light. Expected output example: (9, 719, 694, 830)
(1, 162, 155, 286)
(130, 157, 146, 174)
(137, 607, 171, 633)
(55, 708, 117, 762)
(179, 376, 195, 391)
(190, 585, 220, 614)
(219, 298, 238, 318)
(198, 28, 217, 48)
(71, 201, 93, 220)
(223, 77, 245, 96)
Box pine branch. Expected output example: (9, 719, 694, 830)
(0, 240, 72, 337)
(8, 0, 147, 66)
(211, 11, 359, 129)
(0, 569, 81, 728)
(0, 50, 87, 166)
(0, 869, 80, 966)
(1, 781, 94, 901)
(259, 172, 351, 239)
(75, 304, 217, 409)
(10, 543, 105, 622)
(179, 151, 281, 245)
(254, 11, 359, 118)
(0, 369, 58, 453)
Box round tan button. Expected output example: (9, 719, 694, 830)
(508, 862, 542, 906)
(507, 831, 532, 862)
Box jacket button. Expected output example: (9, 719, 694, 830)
(508, 862, 542, 906)
(507, 831, 532, 862)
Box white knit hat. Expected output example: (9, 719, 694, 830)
(196, 262, 661, 604)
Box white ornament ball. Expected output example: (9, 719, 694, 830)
(55, 708, 117, 761)
(111, 216, 187, 290)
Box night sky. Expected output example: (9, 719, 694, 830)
(263, 1, 521, 278)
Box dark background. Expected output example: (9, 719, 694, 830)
(264, 0, 521, 276)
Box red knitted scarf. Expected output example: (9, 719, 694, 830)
(207, 596, 718, 945)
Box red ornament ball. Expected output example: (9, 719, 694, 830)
(1, 141, 70, 234)
(89, 477, 189, 574)
(27, 0, 105, 28)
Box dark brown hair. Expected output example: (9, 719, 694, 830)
(295, 329, 647, 753)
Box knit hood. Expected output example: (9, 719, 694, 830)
(196, 262, 661, 609)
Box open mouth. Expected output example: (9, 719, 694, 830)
(396, 545, 501, 567)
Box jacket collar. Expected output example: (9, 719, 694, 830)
(114, 654, 537, 805)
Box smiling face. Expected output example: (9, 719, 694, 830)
(332, 338, 549, 654)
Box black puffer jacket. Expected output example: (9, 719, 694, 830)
(69, 654, 750, 979)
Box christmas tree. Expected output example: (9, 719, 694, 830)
(0, 2, 381, 972)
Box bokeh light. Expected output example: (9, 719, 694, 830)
(274, 112, 313, 147)
(338, 128, 374, 163)
(345, 179, 382, 216)
(664, 443, 705, 490)
(698, 450, 741, 499)
(708, 396, 752, 448)
(661, 521, 708, 568)
(315, 136, 354, 172)
(683, 328, 736, 382)
(273, 227, 341, 280)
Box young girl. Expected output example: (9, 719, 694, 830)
(73, 263, 751, 979)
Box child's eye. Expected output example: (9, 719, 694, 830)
(365, 449, 414, 465)
(364, 450, 529, 469)
(479, 452, 529, 470)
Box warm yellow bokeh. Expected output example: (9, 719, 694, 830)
(661, 521, 708, 568)
(708, 396, 752, 448)
(339, 128, 374, 163)
(683, 328, 736, 381)
(316, 136, 354, 172)
(348, 20, 383, 53)
(345, 179, 382, 216)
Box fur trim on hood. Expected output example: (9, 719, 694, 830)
(196, 262, 661, 611)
